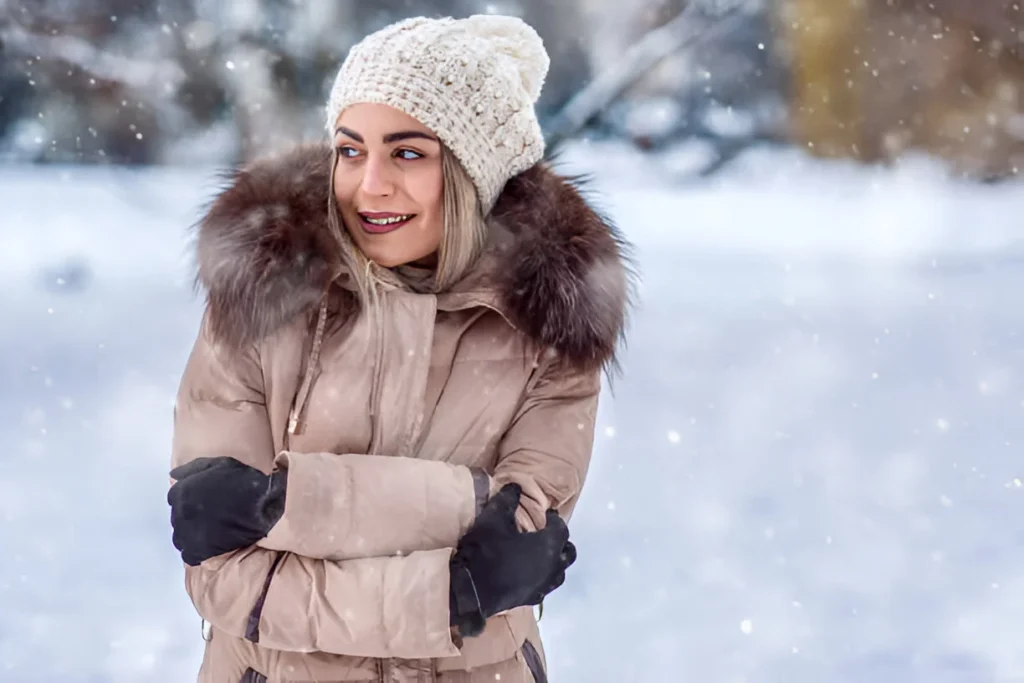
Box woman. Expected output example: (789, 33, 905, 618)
(167, 14, 634, 683)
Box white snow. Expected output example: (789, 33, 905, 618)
(3, 142, 1024, 681)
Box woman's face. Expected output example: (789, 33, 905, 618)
(333, 103, 444, 268)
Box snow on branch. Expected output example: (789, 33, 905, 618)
(0, 22, 187, 92)
(544, 0, 759, 149)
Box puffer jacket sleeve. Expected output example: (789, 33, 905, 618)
(491, 354, 603, 532)
(186, 546, 460, 658)
(173, 316, 480, 562)
(170, 315, 467, 657)
(257, 451, 483, 560)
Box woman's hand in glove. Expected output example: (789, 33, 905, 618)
(167, 457, 287, 566)
(449, 483, 577, 638)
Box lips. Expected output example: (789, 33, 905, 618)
(358, 211, 416, 235)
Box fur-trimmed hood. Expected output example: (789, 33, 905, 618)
(193, 144, 635, 370)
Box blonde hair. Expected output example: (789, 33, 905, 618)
(326, 144, 488, 309)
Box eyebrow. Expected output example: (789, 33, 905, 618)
(335, 126, 438, 144)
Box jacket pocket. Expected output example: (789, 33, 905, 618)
(239, 668, 268, 683)
(521, 640, 547, 683)
(245, 551, 285, 643)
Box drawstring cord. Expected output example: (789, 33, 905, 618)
(288, 297, 329, 436)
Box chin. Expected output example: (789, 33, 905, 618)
(364, 249, 428, 269)
(370, 256, 409, 268)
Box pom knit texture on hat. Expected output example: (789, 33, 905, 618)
(325, 15, 550, 211)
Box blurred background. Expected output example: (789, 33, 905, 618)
(4, 1, 1024, 682)
(5, 0, 1024, 178)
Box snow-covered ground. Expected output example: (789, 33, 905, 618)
(3, 142, 1024, 682)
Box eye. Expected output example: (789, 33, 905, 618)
(337, 145, 360, 159)
(394, 148, 423, 161)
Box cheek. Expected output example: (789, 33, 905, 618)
(332, 169, 356, 207)
(425, 181, 444, 243)
(408, 166, 443, 212)
(411, 170, 444, 230)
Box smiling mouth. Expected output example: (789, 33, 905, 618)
(358, 212, 416, 234)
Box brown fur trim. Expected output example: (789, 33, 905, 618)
(193, 144, 337, 348)
(490, 164, 636, 372)
(193, 144, 636, 369)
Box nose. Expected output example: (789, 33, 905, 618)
(359, 153, 394, 197)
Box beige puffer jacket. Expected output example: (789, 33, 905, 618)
(170, 144, 634, 682)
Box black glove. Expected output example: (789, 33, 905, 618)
(167, 456, 287, 566)
(449, 483, 577, 638)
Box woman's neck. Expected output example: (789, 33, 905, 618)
(409, 251, 439, 268)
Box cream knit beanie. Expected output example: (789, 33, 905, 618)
(325, 14, 550, 211)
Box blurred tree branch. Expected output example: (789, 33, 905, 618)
(544, 0, 757, 150)
(0, 20, 185, 94)
(1, 0, 776, 166)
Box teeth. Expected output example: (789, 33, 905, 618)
(363, 214, 413, 225)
